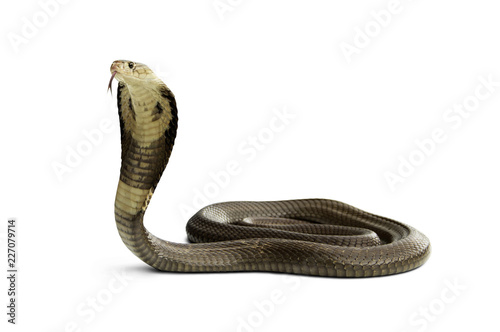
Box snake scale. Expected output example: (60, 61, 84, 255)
(109, 60, 430, 277)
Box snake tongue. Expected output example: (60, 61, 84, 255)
(108, 71, 117, 94)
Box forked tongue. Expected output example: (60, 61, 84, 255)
(108, 71, 117, 94)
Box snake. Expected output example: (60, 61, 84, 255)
(108, 60, 431, 277)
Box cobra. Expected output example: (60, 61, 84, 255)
(109, 60, 430, 277)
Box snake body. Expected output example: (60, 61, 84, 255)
(110, 60, 430, 277)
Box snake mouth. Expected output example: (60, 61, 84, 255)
(108, 71, 117, 94)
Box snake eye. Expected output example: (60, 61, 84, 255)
(128, 62, 135, 69)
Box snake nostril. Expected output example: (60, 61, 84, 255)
(110, 61, 123, 73)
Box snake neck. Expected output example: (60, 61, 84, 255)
(114, 80, 178, 267)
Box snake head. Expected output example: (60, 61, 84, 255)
(108, 60, 159, 93)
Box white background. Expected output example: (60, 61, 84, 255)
(1, 0, 499, 331)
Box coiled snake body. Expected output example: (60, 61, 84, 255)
(109, 60, 430, 277)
